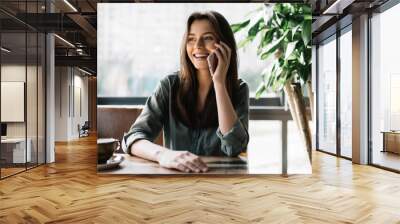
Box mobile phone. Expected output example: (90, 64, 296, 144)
(207, 52, 218, 74)
(207, 160, 247, 165)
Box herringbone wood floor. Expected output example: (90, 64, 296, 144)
(1, 135, 400, 223)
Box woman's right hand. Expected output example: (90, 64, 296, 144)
(156, 150, 208, 173)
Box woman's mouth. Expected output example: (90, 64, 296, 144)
(193, 53, 209, 60)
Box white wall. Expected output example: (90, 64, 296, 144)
(55, 67, 69, 141)
(72, 73, 89, 138)
(1, 65, 41, 138)
(55, 67, 89, 141)
(1, 63, 46, 163)
(1, 65, 26, 138)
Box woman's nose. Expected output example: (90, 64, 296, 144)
(194, 38, 204, 48)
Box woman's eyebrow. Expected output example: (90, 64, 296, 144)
(188, 32, 215, 36)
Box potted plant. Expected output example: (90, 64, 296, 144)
(231, 3, 313, 161)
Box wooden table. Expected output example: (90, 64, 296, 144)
(98, 154, 258, 175)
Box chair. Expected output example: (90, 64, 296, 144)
(97, 107, 163, 147)
(79, 121, 90, 138)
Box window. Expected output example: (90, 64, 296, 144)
(339, 27, 352, 158)
(0, 1, 47, 179)
(317, 35, 337, 154)
(97, 3, 278, 99)
(370, 3, 400, 171)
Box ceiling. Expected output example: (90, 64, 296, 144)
(311, 0, 391, 43)
(0, 0, 393, 75)
(0, 0, 98, 74)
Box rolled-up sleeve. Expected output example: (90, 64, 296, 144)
(216, 82, 249, 157)
(122, 77, 169, 155)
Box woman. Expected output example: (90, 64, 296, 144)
(122, 11, 249, 173)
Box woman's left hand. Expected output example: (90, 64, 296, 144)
(209, 41, 231, 85)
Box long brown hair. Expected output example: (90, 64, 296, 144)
(172, 11, 240, 128)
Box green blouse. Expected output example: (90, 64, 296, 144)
(122, 73, 249, 157)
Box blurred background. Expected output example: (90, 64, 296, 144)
(97, 3, 276, 98)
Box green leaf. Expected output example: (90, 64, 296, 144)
(260, 29, 289, 60)
(301, 20, 311, 46)
(267, 67, 277, 88)
(286, 52, 297, 61)
(238, 4, 312, 94)
(260, 51, 273, 60)
(237, 36, 252, 49)
(298, 65, 309, 82)
(291, 25, 300, 40)
(299, 52, 306, 65)
(271, 13, 282, 27)
(261, 29, 274, 48)
(284, 41, 298, 60)
(230, 19, 250, 33)
(255, 82, 266, 99)
(273, 69, 285, 91)
(304, 14, 312, 20)
(264, 62, 283, 91)
(256, 29, 268, 55)
(302, 4, 312, 15)
(248, 18, 264, 37)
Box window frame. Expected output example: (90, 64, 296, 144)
(0, 2, 48, 180)
(368, 0, 400, 173)
(97, 95, 285, 107)
(314, 17, 353, 161)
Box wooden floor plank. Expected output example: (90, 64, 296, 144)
(0, 135, 400, 223)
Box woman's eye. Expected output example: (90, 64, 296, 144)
(187, 37, 195, 43)
(204, 36, 214, 41)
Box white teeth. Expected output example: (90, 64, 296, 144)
(194, 53, 208, 58)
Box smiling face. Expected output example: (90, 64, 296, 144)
(186, 19, 218, 70)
